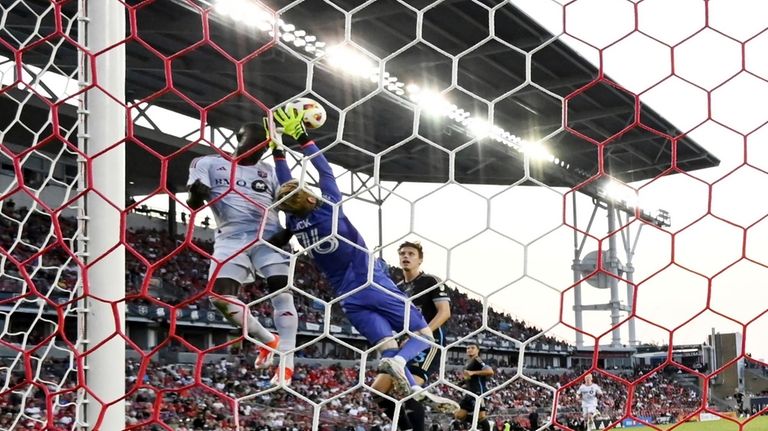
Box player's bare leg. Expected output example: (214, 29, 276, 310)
(454, 403, 490, 431)
(371, 374, 424, 431)
(585, 412, 595, 431)
(210, 278, 279, 367)
(477, 411, 490, 431)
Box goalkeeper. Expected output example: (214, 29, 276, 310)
(266, 107, 435, 400)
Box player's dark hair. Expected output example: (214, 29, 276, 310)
(467, 342, 479, 350)
(398, 240, 423, 258)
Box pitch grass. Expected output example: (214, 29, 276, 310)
(633, 415, 768, 430)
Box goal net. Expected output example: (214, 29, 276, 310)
(0, 0, 766, 430)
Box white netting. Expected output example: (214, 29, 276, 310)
(1, 0, 768, 430)
(0, 1, 84, 430)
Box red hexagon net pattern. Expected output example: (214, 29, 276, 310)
(0, 1, 767, 430)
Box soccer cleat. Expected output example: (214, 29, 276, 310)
(413, 389, 460, 414)
(254, 334, 280, 369)
(378, 357, 411, 397)
(270, 367, 293, 387)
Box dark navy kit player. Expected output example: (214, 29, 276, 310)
(455, 344, 494, 431)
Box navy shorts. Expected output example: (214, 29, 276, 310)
(459, 395, 486, 413)
(408, 328, 444, 383)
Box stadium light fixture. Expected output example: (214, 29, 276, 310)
(603, 179, 639, 208)
(326, 45, 377, 79)
(210, 0, 567, 168)
(465, 118, 493, 139)
(214, 0, 272, 30)
(180, 0, 670, 227)
(521, 142, 555, 162)
(409, 88, 455, 116)
(597, 179, 671, 227)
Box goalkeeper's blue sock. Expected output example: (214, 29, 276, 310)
(381, 349, 398, 358)
(404, 365, 417, 387)
(396, 336, 430, 363)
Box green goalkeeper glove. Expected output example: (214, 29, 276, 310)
(274, 107, 309, 143)
(262, 117, 284, 152)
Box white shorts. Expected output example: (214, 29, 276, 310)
(582, 405, 598, 416)
(208, 234, 289, 283)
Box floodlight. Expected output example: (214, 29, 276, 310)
(326, 45, 377, 78)
(522, 142, 555, 162)
(603, 179, 639, 207)
(210, 0, 574, 172)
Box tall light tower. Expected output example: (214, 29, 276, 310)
(571, 186, 671, 349)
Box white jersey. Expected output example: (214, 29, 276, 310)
(187, 155, 282, 241)
(578, 383, 602, 407)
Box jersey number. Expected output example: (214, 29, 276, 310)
(295, 228, 339, 257)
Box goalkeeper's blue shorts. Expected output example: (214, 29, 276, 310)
(340, 269, 428, 345)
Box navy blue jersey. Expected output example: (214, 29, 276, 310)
(397, 273, 450, 328)
(275, 142, 384, 295)
(464, 357, 491, 395)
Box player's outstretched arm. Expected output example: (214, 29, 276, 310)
(300, 141, 342, 201)
(274, 107, 341, 201)
(273, 150, 293, 185)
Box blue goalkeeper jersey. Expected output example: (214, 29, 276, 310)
(275, 142, 385, 296)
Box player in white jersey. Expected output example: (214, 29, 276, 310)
(577, 374, 603, 431)
(186, 121, 298, 384)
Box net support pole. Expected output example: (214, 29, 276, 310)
(625, 263, 637, 347)
(618, 217, 636, 348)
(571, 192, 584, 349)
(80, 0, 126, 429)
(606, 203, 622, 347)
(377, 187, 383, 259)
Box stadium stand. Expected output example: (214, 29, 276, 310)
(0, 356, 708, 430)
(0, 207, 756, 430)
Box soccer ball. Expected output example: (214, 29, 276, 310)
(284, 97, 327, 129)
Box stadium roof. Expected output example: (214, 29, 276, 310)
(3, 0, 719, 197)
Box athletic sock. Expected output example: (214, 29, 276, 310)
(403, 364, 417, 387)
(396, 336, 430, 362)
(270, 292, 298, 370)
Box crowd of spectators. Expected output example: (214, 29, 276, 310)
(103, 222, 573, 353)
(0, 203, 571, 352)
(0, 355, 708, 431)
(0, 205, 748, 430)
(0, 201, 78, 295)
